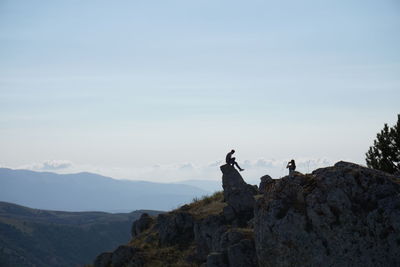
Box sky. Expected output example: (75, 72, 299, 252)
(0, 0, 399, 184)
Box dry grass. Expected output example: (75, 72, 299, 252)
(254, 194, 264, 201)
(131, 229, 199, 267)
(186, 191, 226, 219)
(232, 227, 254, 239)
(126, 191, 228, 266)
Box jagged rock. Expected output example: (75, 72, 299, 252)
(218, 229, 258, 266)
(194, 214, 227, 260)
(157, 212, 194, 246)
(222, 205, 236, 222)
(254, 161, 400, 267)
(220, 164, 256, 225)
(259, 175, 273, 194)
(131, 213, 153, 238)
(110, 245, 141, 267)
(93, 246, 143, 267)
(252, 184, 259, 192)
(227, 239, 258, 267)
(206, 252, 228, 267)
(219, 229, 245, 251)
(93, 252, 112, 267)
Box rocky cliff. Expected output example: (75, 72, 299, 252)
(93, 162, 400, 267)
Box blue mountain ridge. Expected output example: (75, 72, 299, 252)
(0, 168, 212, 212)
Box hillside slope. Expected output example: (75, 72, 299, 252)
(0, 202, 163, 267)
(93, 162, 400, 267)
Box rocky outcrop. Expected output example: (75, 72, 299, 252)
(111, 246, 143, 267)
(195, 165, 258, 266)
(93, 161, 400, 267)
(194, 214, 227, 259)
(93, 252, 112, 267)
(94, 246, 143, 267)
(221, 164, 256, 226)
(131, 213, 154, 238)
(259, 174, 273, 194)
(255, 161, 400, 267)
(156, 211, 194, 247)
(227, 239, 258, 267)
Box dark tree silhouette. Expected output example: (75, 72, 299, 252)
(366, 114, 400, 174)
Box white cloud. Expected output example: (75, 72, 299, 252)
(107, 157, 336, 184)
(20, 160, 73, 171)
(41, 160, 73, 170)
(178, 163, 195, 171)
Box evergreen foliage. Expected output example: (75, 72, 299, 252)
(366, 114, 400, 174)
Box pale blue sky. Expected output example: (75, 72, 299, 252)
(0, 0, 399, 182)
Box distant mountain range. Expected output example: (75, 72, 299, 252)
(0, 168, 212, 212)
(175, 179, 223, 193)
(0, 201, 163, 267)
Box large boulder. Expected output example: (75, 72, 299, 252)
(254, 161, 400, 267)
(156, 212, 194, 247)
(131, 213, 154, 238)
(220, 164, 256, 225)
(259, 174, 273, 194)
(93, 246, 143, 267)
(194, 214, 227, 260)
(110, 246, 142, 267)
(218, 229, 258, 267)
(219, 229, 246, 251)
(227, 239, 258, 267)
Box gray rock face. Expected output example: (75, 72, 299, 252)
(227, 239, 258, 267)
(93, 245, 143, 267)
(156, 212, 194, 246)
(219, 229, 245, 251)
(194, 214, 227, 260)
(221, 164, 256, 225)
(207, 252, 228, 267)
(254, 161, 400, 267)
(93, 252, 112, 267)
(94, 161, 399, 267)
(217, 229, 258, 267)
(259, 175, 273, 194)
(110, 246, 141, 267)
(222, 205, 236, 222)
(131, 213, 153, 238)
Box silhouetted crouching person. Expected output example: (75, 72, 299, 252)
(286, 159, 296, 178)
(226, 149, 244, 171)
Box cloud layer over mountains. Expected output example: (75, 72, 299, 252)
(16, 158, 335, 184)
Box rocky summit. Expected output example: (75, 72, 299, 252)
(93, 162, 400, 267)
(255, 161, 400, 267)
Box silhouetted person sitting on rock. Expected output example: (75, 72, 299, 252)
(286, 159, 296, 178)
(226, 149, 244, 171)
